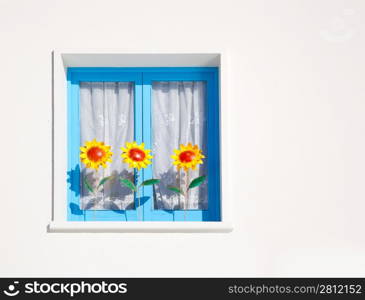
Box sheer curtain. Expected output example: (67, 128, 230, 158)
(79, 82, 134, 210)
(152, 81, 208, 210)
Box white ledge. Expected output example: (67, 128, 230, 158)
(48, 221, 233, 233)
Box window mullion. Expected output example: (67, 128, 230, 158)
(142, 75, 153, 221)
(134, 74, 144, 220)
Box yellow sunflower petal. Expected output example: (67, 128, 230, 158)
(120, 141, 154, 170)
(80, 139, 113, 169)
(170, 143, 205, 171)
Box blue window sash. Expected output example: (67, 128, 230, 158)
(67, 67, 220, 221)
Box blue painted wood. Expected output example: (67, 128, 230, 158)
(134, 75, 143, 221)
(207, 70, 221, 221)
(141, 76, 158, 221)
(69, 71, 142, 83)
(67, 67, 220, 222)
(67, 70, 141, 221)
(143, 70, 221, 222)
(67, 77, 84, 221)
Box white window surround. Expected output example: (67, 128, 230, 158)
(49, 49, 233, 233)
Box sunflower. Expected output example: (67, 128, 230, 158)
(121, 141, 153, 170)
(80, 139, 113, 170)
(171, 143, 205, 171)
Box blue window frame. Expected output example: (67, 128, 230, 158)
(67, 67, 220, 221)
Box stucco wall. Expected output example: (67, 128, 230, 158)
(1, 0, 364, 276)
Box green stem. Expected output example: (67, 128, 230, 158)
(138, 188, 141, 221)
(184, 169, 189, 221)
(136, 169, 141, 221)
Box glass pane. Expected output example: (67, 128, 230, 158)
(152, 81, 208, 210)
(79, 82, 135, 210)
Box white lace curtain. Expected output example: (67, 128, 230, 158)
(152, 81, 208, 210)
(80, 82, 135, 210)
(79, 80, 208, 211)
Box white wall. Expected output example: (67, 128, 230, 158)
(1, 0, 364, 277)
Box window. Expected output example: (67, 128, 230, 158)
(67, 68, 220, 222)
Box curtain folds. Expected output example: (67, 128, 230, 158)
(79, 80, 208, 211)
(152, 81, 208, 210)
(79, 82, 135, 210)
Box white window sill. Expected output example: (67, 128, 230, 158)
(48, 221, 233, 233)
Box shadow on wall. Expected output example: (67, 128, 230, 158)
(68, 198, 149, 217)
(69, 202, 83, 215)
(67, 165, 149, 216)
(66, 165, 210, 220)
(67, 164, 80, 197)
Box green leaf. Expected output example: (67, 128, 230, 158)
(141, 179, 161, 186)
(167, 186, 184, 195)
(188, 175, 206, 189)
(119, 178, 137, 192)
(83, 177, 94, 194)
(98, 176, 112, 188)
